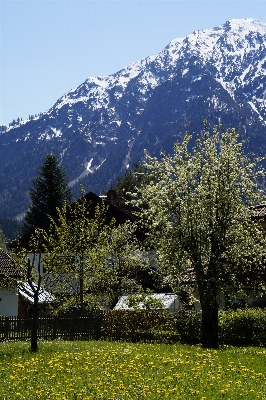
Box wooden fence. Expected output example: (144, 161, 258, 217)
(0, 314, 103, 341)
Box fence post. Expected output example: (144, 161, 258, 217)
(53, 316, 57, 340)
(4, 317, 9, 340)
(95, 312, 103, 340)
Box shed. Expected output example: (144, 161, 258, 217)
(18, 281, 54, 305)
(0, 249, 25, 316)
(114, 293, 181, 312)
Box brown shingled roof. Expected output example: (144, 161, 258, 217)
(0, 249, 25, 279)
(250, 204, 266, 219)
(250, 204, 266, 230)
(16, 191, 146, 250)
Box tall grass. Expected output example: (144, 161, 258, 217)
(0, 341, 265, 399)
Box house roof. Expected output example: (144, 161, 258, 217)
(18, 281, 54, 304)
(16, 191, 146, 250)
(83, 191, 140, 225)
(250, 204, 266, 231)
(250, 204, 266, 220)
(0, 249, 25, 279)
(114, 293, 178, 310)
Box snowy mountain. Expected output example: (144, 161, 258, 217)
(1, 18, 266, 219)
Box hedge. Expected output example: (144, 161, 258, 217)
(102, 310, 180, 343)
(218, 308, 266, 347)
(101, 309, 266, 346)
(102, 310, 201, 344)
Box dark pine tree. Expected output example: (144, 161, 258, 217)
(22, 154, 72, 234)
(110, 163, 144, 202)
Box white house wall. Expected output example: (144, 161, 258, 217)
(168, 297, 181, 312)
(0, 288, 18, 316)
(27, 253, 46, 276)
(192, 290, 226, 311)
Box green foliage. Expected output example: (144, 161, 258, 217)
(42, 189, 150, 309)
(42, 190, 113, 308)
(102, 310, 201, 344)
(135, 123, 266, 348)
(0, 228, 6, 250)
(174, 310, 202, 344)
(54, 295, 104, 316)
(125, 290, 165, 310)
(12, 229, 68, 351)
(102, 310, 180, 343)
(219, 308, 266, 347)
(110, 163, 144, 202)
(0, 218, 21, 241)
(22, 154, 72, 234)
(98, 221, 151, 308)
(102, 308, 266, 346)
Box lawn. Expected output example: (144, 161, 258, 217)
(0, 340, 265, 399)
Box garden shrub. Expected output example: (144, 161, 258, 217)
(55, 295, 104, 317)
(102, 310, 180, 343)
(1, 307, 266, 345)
(102, 309, 266, 346)
(174, 310, 202, 344)
(102, 310, 202, 344)
(219, 308, 266, 346)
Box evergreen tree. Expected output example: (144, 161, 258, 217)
(0, 228, 6, 250)
(0, 218, 21, 241)
(110, 164, 144, 202)
(22, 154, 72, 234)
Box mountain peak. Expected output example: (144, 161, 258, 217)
(1, 18, 266, 219)
(224, 18, 266, 33)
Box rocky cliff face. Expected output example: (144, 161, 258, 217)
(1, 18, 265, 219)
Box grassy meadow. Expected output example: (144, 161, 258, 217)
(0, 340, 265, 399)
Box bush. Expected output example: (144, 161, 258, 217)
(102, 309, 266, 346)
(174, 310, 202, 344)
(55, 295, 104, 317)
(102, 310, 179, 343)
(219, 308, 266, 346)
(102, 310, 202, 344)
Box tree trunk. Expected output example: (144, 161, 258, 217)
(80, 259, 84, 312)
(201, 301, 219, 348)
(80, 276, 84, 312)
(198, 273, 219, 349)
(31, 293, 39, 352)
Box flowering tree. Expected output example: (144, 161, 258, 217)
(92, 220, 151, 308)
(135, 124, 266, 348)
(42, 191, 150, 310)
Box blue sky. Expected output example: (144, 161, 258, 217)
(1, 0, 266, 126)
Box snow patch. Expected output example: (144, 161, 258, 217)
(248, 101, 264, 121)
(69, 158, 106, 187)
(50, 127, 62, 137)
(86, 158, 93, 172)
